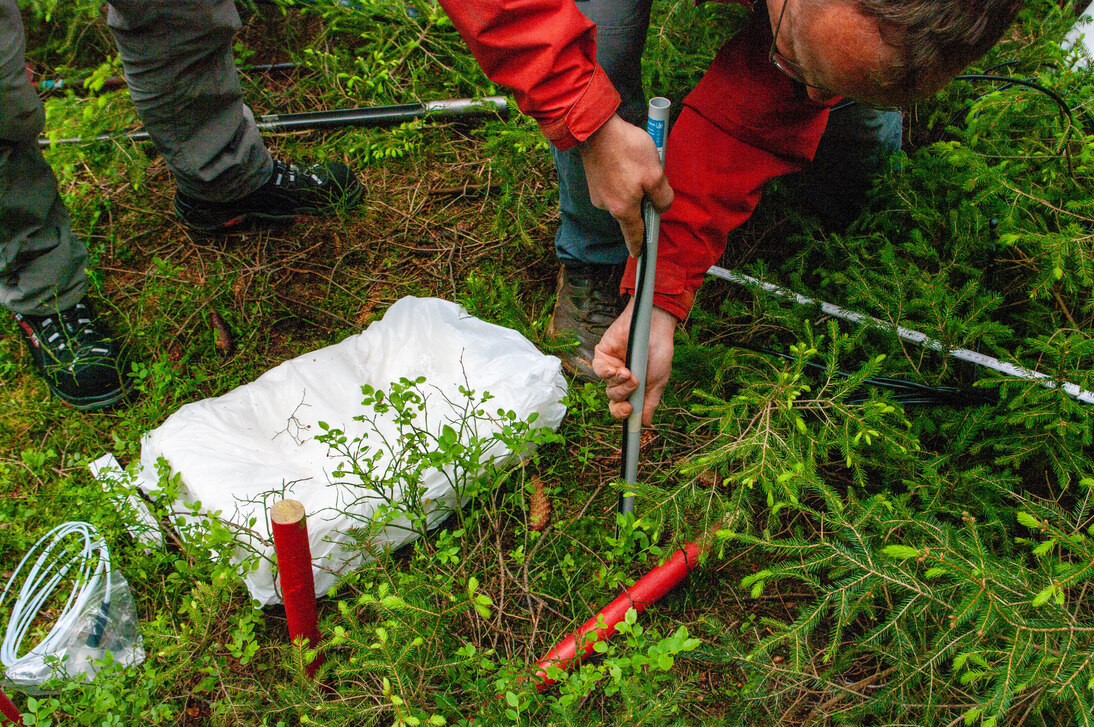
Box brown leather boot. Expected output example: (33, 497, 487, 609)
(547, 263, 627, 382)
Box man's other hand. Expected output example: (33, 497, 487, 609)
(592, 299, 676, 426)
(578, 114, 674, 257)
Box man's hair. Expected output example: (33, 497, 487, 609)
(851, 0, 1025, 93)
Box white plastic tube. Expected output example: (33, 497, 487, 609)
(0, 522, 111, 669)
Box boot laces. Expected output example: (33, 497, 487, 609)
(37, 303, 110, 357)
(585, 278, 622, 322)
(270, 160, 325, 190)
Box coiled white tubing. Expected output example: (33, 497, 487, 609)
(0, 522, 111, 667)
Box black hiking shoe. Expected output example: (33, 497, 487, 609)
(13, 300, 131, 411)
(547, 263, 627, 382)
(174, 158, 363, 233)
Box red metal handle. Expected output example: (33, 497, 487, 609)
(0, 687, 25, 726)
(532, 540, 702, 690)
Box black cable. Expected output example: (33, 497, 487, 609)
(949, 73, 1077, 173)
(953, 74, 1074, 127)
(982, 60, 1025, 75)
(733, 343, 997, 407)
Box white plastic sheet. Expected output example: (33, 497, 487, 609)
(133, 297, 566, 605)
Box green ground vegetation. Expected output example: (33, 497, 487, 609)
(3, 0, 1094, 724)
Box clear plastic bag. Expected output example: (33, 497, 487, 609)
(1, 523, 145, 692)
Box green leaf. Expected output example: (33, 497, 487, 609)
(380, 595, 408, 609)
(960, 669, 987, 685)
(741, 570, 773, 588)
(1032, 539, 1056, 556)
(1016, 512, 1040, 530)
(882, 545, 920, 559)
(1032, 585, 1056, 607)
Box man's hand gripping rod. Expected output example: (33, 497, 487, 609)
(619, 97, 671, 520)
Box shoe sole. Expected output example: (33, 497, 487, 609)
(181, 211, 314, 234)
(51, 379, 134, 411)
(177, 185, 365, 234)
(557, 354, 599, 384)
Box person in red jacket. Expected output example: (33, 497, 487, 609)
(438, 0, 1023, 421)
(540, 0, 905, 384)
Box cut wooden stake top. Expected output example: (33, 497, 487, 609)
(271, 499, 306, 527)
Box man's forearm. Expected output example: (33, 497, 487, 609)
(435, 0, 621, 150)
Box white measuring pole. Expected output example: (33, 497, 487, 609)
(1063, 2, 1094, 68)
(707, 265, 1094, 405)
(619, 97, 672, 520)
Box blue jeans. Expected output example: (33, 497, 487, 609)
(797, 100, 903, 229)
(552, 0, 902, 267)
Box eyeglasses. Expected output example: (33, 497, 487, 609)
(769, 0, 829, 91)
(768, 0, 903, 111)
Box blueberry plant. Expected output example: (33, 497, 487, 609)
(3, 0, 1094, 725)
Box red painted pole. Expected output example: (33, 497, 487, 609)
(532, 540, 704, 690)
(0, 687, 25, 726)
(271, 499, 324, 677)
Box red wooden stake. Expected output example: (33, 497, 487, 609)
(271, 499, 324, 677)
(532, 540, 704, 690)
(0, 687, 25, 726)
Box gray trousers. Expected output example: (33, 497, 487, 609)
(552, 0, 903, 267)
(0, 0, 270, 315)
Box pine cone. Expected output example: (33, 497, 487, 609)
(209, 309, 235, 355)
(529, 475, 550, 532)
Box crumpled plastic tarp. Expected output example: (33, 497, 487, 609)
(133, 297, 567, 605)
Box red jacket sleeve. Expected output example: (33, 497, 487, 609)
(437, 0, 621, 151)
(621, 12, 834, 319)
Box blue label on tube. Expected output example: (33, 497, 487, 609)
(646, 117, 665, 149)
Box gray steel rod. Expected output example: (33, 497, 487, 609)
(619, 96, 671, 520)
(38, 96, 508, 148)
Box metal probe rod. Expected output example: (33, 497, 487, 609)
(619, 97, 671, 520)
(38, 96, 508, 148)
